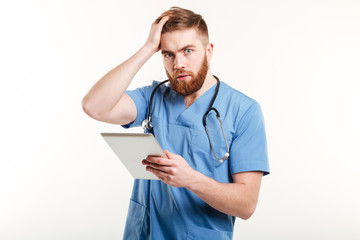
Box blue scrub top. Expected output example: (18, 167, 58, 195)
(122, 80, 269, 240)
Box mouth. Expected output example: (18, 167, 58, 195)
(176, 74, 190, 81)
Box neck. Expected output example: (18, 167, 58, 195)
(184, 72, 217, 108)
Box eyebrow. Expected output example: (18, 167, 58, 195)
(161, 44, 196, 55)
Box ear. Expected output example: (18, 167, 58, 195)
(206, 43, 214, 62)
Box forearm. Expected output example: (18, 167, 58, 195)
(186, 172, 260, 220)
(82, 45, 155, 115)
(143, 151, 262, 219)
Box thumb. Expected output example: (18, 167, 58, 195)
(164, 150, 175, 159)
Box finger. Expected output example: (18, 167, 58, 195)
(143, 160, 173, 173)
(157, 15, 170, 26)
(146, 165, 168, 177)
(147, 153, 167, 158)
(142, 159, 162, 168)
(146, 155, 171, 165)
(155, 172, 168, 182)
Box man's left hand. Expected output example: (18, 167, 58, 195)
(142, 150, 196, 188)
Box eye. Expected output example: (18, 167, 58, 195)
(163, 52, 174, 58)
(184, 49, 193, 55)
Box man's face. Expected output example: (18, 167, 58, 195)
(160, 29, 209, 96)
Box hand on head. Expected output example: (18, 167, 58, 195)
(144, 16, 170, 53)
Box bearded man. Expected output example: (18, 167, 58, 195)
(82, 7, 269, 240)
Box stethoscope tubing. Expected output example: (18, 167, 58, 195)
(143, 76, 230, 162)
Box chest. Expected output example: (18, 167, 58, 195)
(151, 99, 235, 181)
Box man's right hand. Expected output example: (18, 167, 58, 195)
(144, 16, 170, 53)
(82, 16, 170, 126)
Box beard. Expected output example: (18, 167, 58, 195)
(166, 55, 208, 96)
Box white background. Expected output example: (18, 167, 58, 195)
(1, 0, 359, 239)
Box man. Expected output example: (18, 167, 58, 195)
(82, 7, 269, 240)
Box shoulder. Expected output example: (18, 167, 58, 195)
(218, 82, 265, 133)
(219, 81, 261, 113)
(127, 80, 170, 97)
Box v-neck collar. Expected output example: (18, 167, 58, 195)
(174, 82, 219, 127)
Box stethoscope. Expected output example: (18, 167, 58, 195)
(142, 76, 230, 163)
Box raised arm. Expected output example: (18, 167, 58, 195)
(82, 16, 169, 125)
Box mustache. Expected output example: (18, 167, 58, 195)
(173, 70, 194, 78)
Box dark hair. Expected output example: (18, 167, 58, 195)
(155, 7, 209, 43)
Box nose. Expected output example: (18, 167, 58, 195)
(173, 54, 185, 70)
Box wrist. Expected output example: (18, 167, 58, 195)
(142, 43, 159, 55)
(185, 169, 207, 191)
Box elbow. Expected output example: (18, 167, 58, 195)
(81, 97, 101, 120)
(81, 97, 92, 116)
(239, 210, 254, 220)
(237, 204, 257, 220)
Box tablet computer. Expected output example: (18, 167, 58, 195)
(101, 133, 164, 180)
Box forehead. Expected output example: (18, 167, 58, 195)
(160, 28, 204, 51)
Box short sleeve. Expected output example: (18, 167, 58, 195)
(229, 102, 269, 175)
(121, 82, 158, 129)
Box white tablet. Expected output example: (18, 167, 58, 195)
(101, 133, 164, 180)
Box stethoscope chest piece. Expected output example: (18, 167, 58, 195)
(142, 118, 153, 131)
